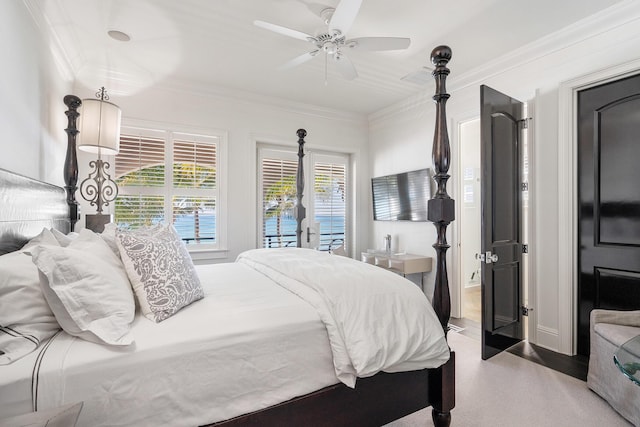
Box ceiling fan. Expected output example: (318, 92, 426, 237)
(254, 0, 410, 81)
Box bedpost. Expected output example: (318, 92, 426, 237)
(295, 129, 307, 248)
(428, 46, 453, 335)
(63, 95, 82, 231)
(427, 45, 455, 427)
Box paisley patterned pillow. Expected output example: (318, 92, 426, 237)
(116, 224, 204, 322)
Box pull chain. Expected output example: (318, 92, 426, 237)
(324, 52, 328, 86)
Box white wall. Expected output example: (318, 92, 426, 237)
(367, 2, 640, 352)
(73, 82, 369, 261)
(368, 94, 441, 299)
(0, 2, 72, 185)
(459, 119, 481, 290)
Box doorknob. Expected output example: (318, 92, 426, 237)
(476, 251, 498, 264)
(306, 226, 316, 243)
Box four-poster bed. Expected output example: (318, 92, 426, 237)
(0, 46, 455, 427)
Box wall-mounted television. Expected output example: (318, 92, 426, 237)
(371, 168, 431, 221)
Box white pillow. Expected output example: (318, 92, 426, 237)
(117, 223, 204, 322)
(99, 222, 120, 257)
(0, 229, 61, 365)
(31, 229, 135, 345)
(49, 228, 79, 247)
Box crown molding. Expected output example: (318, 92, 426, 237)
(369, 0, 640, 125)
(22, 0, 366, 126)
(157, 77, 368, 125)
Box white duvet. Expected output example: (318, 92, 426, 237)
(1, 249, 449, 426)
(238, 248, 450, 387)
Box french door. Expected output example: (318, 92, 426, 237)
(258, 145, 349, 252)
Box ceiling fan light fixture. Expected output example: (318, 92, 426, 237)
(322, 41, 337, 54)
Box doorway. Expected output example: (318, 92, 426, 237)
(458, 118, 482, 324)
(455, 87, 532, 354)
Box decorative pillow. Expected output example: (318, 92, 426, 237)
(31, 229, 135, 345)
(0, 229, 61, 365)
(117, 223, 204, 322)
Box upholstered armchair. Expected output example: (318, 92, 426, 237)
(587, 309, 640, 426)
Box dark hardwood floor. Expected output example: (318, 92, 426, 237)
(449, 317, 589, 381)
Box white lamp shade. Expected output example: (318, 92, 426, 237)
(77, 98, 122, 155)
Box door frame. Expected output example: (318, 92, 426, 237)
(256, 141, 352, 253)
(557, 57, 640, 355)
(452, 105, 537, 343)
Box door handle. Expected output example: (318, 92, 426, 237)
(306, 226, 316, 243)
(476, 251, 498, 264)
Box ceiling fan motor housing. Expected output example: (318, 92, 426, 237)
(316, 32, 345, 54)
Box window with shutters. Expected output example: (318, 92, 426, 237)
(114, 126, 225, 250)
(258, 145, 349, 252)
(313, 159, 347, 251)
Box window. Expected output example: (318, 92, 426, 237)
(260, 155, 298, 248)
(115, 126, 225, 249)
(313, 157, 347, 251)
(258, 146, 349, 251)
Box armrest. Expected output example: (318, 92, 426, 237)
(591, 309, 640, 328)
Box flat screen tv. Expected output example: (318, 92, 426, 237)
(371, 168, 431, 221)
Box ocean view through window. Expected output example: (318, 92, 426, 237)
(259, 146, 348, 252)
(114, 126, 224, 248)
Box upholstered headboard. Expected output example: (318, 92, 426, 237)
(0, 168, 69, 255)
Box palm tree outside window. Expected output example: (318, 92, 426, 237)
(114, 127, 223, 248)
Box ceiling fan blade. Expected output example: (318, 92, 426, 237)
(328, 0, 362, 35)
(347, 37, 411, 51)
(254, 20, 314, 42)
(401, 67, 434, 85)
(334, 53, 358, 80)
(279, 50, 320, 70)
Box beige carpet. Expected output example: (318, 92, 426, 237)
(387, 331, 633, 427)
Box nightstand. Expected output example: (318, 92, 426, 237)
(361, 251, 432, 289)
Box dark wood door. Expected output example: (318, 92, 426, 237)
(577, 73, 640, 356)
(480, 85, 524, 360)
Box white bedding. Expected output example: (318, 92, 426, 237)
(237, 248, 450, 386)
(1, 262, 338, 426)
(0, 249, 450, 426)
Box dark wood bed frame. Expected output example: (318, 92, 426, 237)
(0, 46, 455, 427)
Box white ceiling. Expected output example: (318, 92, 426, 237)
(31, 0, 623, 115)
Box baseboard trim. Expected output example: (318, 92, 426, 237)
(535, 325, 560, 353)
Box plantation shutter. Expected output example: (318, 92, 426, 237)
(313, 160, 347, 251)
(116, 134, 166, 186)
(171, 134, 218, 243)
(260, 156, 298, 248)
(114, 129, 220, 245)
(115, 133, 167, 227)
